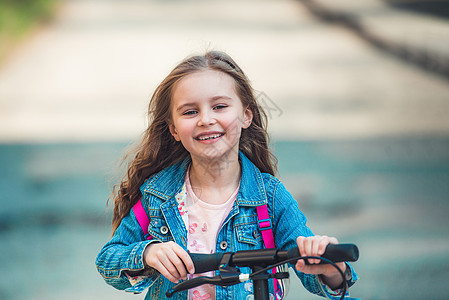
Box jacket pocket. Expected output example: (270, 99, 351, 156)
(235, 222, 262, 246)
(147, 215, 174, 242)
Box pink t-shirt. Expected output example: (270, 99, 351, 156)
(180, 170, 239, 300)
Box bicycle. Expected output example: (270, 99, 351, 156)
(166, 243, 359, 300)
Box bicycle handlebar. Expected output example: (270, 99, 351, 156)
(190, 243, 359, 274)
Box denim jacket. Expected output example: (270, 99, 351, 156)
(96, 152, 358, 299)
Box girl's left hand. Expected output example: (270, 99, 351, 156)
(295, 235, 347, 289)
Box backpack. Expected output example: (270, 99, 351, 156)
(133, 198, 287, 299)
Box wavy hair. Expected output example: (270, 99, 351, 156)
(110, 51, 278, 233)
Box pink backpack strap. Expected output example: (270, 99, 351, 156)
(257, 204, 275, 248)
(132, 198, 152, 240)
(257, 204, 285, 299)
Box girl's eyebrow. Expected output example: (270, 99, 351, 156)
(176, 103, 196, 112)
(175, 96, 232, 112)
(210, 95, 232, 101)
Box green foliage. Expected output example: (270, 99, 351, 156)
(0, 0, 59, 62)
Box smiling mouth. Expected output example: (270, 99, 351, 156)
(196, 133, 225, 141)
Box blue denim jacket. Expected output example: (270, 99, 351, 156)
(96, 152, 358, 299)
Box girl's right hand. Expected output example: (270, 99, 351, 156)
(143, 241, 195, 283)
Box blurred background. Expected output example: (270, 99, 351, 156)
(1, 0, 449, 299)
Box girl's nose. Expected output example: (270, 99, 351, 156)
(197, 111, 216, 127)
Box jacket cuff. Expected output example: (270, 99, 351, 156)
(123, 241, 161, 293)
(318, 263, 359, 299)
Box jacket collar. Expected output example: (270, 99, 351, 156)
(141, 151, 268, 206)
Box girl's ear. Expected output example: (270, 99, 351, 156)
(168, 122, 181, 141)
(242, 107, 253, 129)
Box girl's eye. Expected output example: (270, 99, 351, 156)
(183, 110, 197, 115)
(214, 104, 227, 110)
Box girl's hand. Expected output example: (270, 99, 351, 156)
(143, 241, 195, 283)
(295, 235, 347, 290)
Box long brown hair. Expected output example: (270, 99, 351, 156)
(110, 51, 278, 233)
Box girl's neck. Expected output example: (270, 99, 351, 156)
(189, 152, 241, 197)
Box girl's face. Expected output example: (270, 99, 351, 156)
(169, 69, 253, 162)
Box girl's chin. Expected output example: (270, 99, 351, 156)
(192, 145, 237, 161)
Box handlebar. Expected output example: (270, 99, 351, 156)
(190, 243, 359, 274)
(167, 244, 359, 298)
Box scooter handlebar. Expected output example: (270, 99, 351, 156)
(189, 243, 359, 274)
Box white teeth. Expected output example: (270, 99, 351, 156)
(197, 133, 223, 141)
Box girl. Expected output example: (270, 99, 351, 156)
(96, 51, 357, 300)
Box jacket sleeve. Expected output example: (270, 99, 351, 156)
(95, 208, 160, 293)
(270, 179, 358, 299)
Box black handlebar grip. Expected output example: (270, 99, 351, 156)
(323, 244, 359, 262)
(189, 252, 225, 274)
(287, 243, 359, 263)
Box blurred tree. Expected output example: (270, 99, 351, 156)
(386, 0, 449, 19)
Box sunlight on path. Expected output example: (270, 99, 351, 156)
(0, 0, 448, 142)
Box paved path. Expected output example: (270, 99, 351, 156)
(0, 0, 448, 143)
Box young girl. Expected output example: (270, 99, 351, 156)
(96, 51, 357, 300)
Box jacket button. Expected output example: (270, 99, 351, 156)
(220, 241, 228, 250)
(253, 230, 259, 239)
(160, 226, 169, 234)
